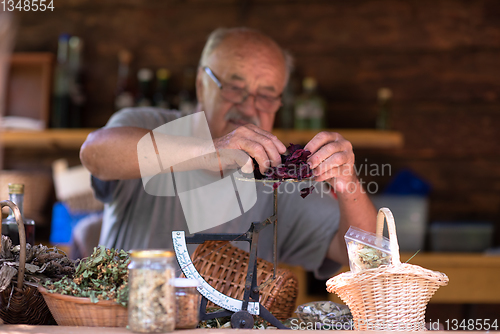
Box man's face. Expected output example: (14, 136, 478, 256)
(196, 40, 287, 139)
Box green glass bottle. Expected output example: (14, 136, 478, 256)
(294, 77, 325, 130)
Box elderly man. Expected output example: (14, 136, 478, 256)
(80, 27, 376, 279)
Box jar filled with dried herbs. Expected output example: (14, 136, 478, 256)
(128, 250, 176, 333)
(172, 278, 201, 329)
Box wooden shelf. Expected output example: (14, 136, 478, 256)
(0, 129, 95, 150)
(0, 128, 403, 150)
(273, 129, 403, 149)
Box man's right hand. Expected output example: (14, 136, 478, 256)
(212, 124, 286, 175)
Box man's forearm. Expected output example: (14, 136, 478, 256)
(80, 127, 246, 181)
(80, 127, 148, 180)
(326, 178, 377, 265)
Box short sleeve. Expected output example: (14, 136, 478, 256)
(92, 176, 118, 203)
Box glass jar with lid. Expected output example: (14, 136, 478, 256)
(128, 250, 176, 333)
(172, 278, 201, 329)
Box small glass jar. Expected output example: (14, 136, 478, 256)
(172, 278, 201, 329)
(128, 250, 176, 333)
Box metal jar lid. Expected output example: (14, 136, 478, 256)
(8, 183, 24, 194)
(129, 249, 174, 258)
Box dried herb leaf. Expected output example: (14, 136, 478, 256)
(44, 246, 130, 306)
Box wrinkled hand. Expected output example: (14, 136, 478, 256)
(213, 124, 287, 174)
(304, 131, 356, 192)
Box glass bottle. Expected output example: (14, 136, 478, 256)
(115, 50, 134, 111)
(172, 278, 201, 329)
(278, 76, 296, 129)
(136, 68, 154, 107)
(128, 250, 176, 333)
(178, 67, 197, 116)
(376, 87, 392, 130)
(153, 68, 171, 109)
(294, 77, 326, 130)
(51, 33, 71, 128)
(68, 36, 85, 128)
(1, 183, 35, 245)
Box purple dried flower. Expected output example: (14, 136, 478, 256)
(245, 144, 315, 198)
(300, 185, 315, 199)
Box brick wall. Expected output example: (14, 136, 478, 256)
(12, 0, 500, 245)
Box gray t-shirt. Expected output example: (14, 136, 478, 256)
(92, 108, 341, 279)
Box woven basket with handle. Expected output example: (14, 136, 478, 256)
(191, 240, 298, 320)
(0, 200, 54, 325)
(326, 208, 449, 331)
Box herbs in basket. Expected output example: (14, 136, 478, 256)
(43, 245, 130, 306)
(345, 226, 394, 273)
(0, 235, 76, 289)
(0, 234, 77, 325)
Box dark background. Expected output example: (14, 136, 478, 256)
(6, 0, 500, 321)
(11, 0, 500, 243)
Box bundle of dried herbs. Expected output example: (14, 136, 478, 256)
(344, 226, 393, 273)
(44, 245, 129, 306)
(247, 143, 315, 198)
(347, 242, 391, 271)
(0, 236, 76, 293)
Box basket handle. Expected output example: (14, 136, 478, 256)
(376, 207, 400, 265)
(0, 200, 26, 289)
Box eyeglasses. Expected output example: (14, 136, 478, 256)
(203, 67, 282, 114)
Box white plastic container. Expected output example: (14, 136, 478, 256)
(370, 195, 428, 252)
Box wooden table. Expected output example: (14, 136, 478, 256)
(0, 326, 497, 334)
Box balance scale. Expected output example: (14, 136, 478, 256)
(172, 178, 310, 329)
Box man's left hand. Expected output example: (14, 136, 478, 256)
(304, 131, 356, 192)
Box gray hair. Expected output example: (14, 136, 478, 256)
(199, 27, 294, 83)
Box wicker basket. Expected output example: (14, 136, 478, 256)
(0, 200, 54, 325)
(191, 241, 298, 320)
(326, 208, 449, 331)
(38, 286, 128, 327)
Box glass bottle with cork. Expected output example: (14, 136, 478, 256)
(1, 184, 35, 245)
